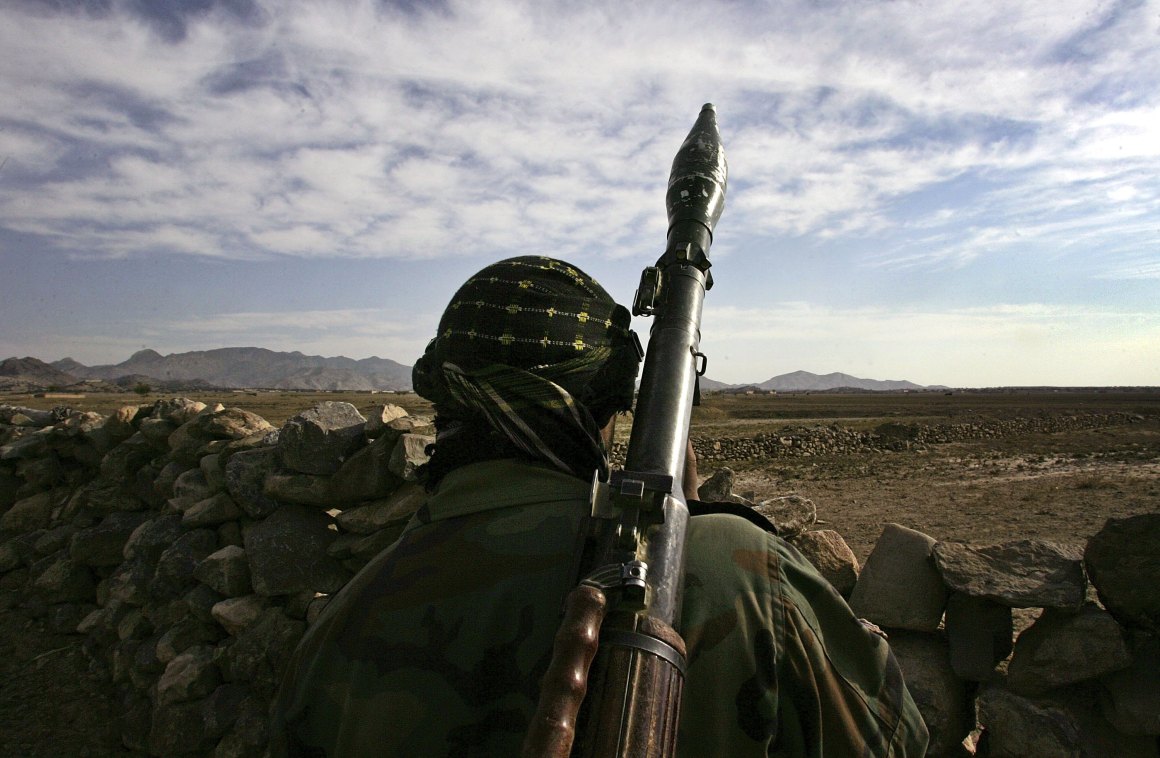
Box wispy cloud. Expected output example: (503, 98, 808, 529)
(3, 0, 1157, 271)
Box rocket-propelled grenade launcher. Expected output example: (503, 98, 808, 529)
(522, 105, 728, 758)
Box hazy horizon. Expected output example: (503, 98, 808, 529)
(8, 345, 1158, 391)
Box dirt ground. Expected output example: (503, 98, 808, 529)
(2, 389, 1158, 755)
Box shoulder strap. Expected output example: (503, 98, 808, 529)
(687, 499, 779, 535)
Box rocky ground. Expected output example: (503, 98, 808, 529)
(1, 390, 1157, 755)
(726, 418, 1160, 562)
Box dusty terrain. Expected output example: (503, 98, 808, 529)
(687, 390, 1160, 561)
(1, 389, 1158, 755)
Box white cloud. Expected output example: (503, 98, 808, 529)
(2, 0, 1157, 269)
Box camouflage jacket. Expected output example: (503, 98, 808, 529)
(271, 459, 928, 757)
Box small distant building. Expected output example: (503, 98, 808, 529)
(721, 385, 776, 396)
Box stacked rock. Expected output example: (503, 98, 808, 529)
(846, 521, 1160, 757)
(0, 400, 433, 757)
(683, 411, 1141, 464)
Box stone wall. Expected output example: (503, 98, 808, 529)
(685, 411, 1145, 463)
(1, 401, 1157, 757)
(0, 399, 434, 756)
(841, 521, 1160, 757)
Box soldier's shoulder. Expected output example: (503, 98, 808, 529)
(687, 509, 779, 550)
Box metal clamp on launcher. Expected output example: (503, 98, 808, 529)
(582, 470, 688, 678)
(634, 240, 714, 320)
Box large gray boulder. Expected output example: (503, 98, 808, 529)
(934, 538, 1086, 609)
(150, 529, 219, 600)
(201, 407, 274, 440)
(262, 471, 334, 508)
(157, 645, 220, 705)
(123, 514, 185, 563)
(139, 417, 178, 448)
(888, 631, 973, 757)
(334, 484, 426, 535)
(789, 529, 859, 597)
(224, 447, 280, 518)
(199, 453, 227, 492)
(156, 616, 222, 664)
(1085, 514, 1160, 632)
(169, 408, 273, 466)
(364, 403, 409, 438)
(378, 414, 435, 441)
(153, 461, 191, 500)
(243, 505, 348, 596)
(211, 595, 270, 636)
(388, 433, 435, 482)
(69, 511, 151, 567)
(0, 428, 50, 461)
(194, 545, 252, 598)
(106, 558, 154, 606)
(329, 433, 405, 503)
(850, 523, 947, 631)
(99, 433, 157, 481)
(170, 468, 213, 511)
(1, 490, 57, 532)
(1099, 631, 1160, 736)
(753, 494, 816, 537)
(977, 685, 1080, 758)
(150, 398, 208, 425)
(216, 607, 305, 698)
(102, 405, 142, 441)
(181, 492, 242, 528)
(278, 402, 367, 475)
(978, 683, 1158, 758)
(32, 555, 96, 603)
(1007, 603, 1131, 696)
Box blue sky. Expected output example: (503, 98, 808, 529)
(1, 0, 1158, 387)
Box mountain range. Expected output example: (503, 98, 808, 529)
(0, 348, 941, 393)
(701, 370, 945, 393)
(1, 348, 412, 392)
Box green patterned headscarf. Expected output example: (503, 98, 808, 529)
(413, 256, 641, 479)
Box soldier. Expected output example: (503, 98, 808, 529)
(270, 255, 928, 757)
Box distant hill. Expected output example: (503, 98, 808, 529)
(759, 370, 936, 392)
(703, 370, 944, 392)
(0, 356, 81, 390)
(47, 347, 414, 392)
(0, 355, 78, 385)
(697, 376, 734, 391)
